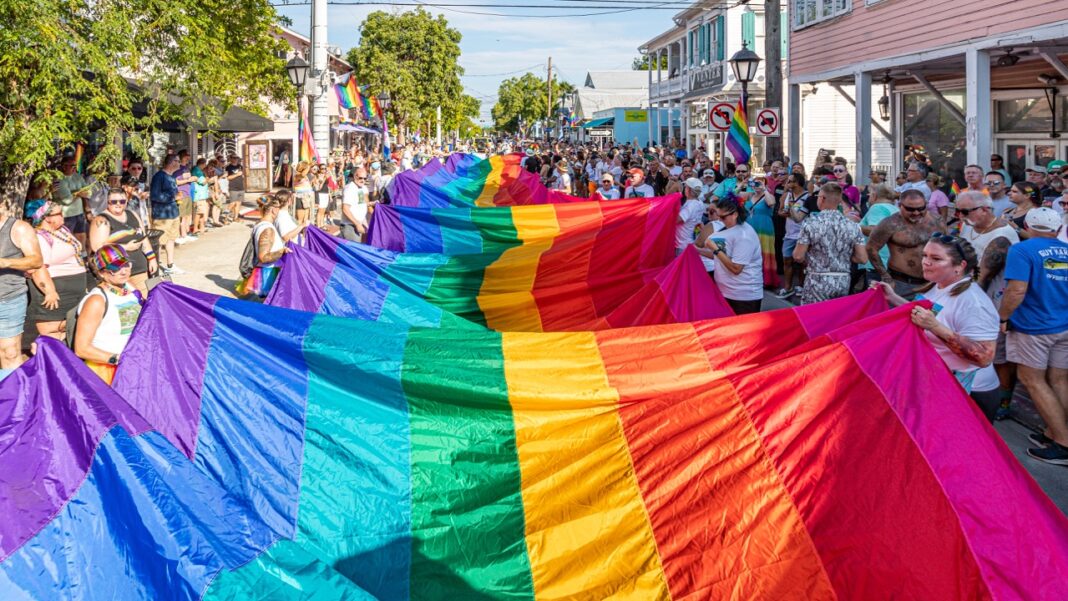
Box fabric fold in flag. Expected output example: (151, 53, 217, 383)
(0, 339, 375, 601)
(386, 153, 590, 208)
(267, 242, 732, 329)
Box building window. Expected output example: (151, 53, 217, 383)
(995, 97, 1068, 134)
(793, 0, 851, 29)
(902, 89, 966, 186)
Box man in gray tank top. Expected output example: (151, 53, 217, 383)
(0, 204, 43, 370)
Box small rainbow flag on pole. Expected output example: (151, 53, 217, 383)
(950, 180, 961, 197)
(298, 102, 320, 164)
(362, 94, 379, 120)
(334, 77, 362, 110)
(725, 95, 751, 166)
(73, 143, 86, 175)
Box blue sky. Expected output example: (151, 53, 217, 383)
(275, 3, 666, 124)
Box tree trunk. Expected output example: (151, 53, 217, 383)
(0, 164, 31, 217)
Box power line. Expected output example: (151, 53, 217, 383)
(273, 1, 733, 16)
(463, 64, 543, 77)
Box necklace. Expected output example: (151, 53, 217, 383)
(101, 282, 129, 296)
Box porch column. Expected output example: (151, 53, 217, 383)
(668, 43, 674, 79)
(788, 83, 801, 163)
(647, 62, 654, 146)
(965, 48, 992, 168)
(668, 101, 676, 144)
(854, 72, 872, 187)
(658, 49, 663, 84)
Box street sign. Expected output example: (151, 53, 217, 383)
(708, 103, 734, 132)
(755, 108, 780, 137)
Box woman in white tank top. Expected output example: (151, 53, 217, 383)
(74, 244, 143, 385)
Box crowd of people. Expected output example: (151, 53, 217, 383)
(2, 137, 1067, 466)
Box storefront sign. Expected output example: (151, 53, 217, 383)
(624, 110, 647, 123)
(688, 63, 724, 95)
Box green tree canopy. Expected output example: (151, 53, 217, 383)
(491, 73, 574, 134)
(0, 0, 291, 211)
(346, 8, 465, 141)
(632, 54, 668, 70)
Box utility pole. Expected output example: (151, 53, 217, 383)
(310, 0, 330, 160)
(547, 57, 553, 139)
(764, 0, 784, 161)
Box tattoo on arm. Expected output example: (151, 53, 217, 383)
(866, 217, 898, 277)
(942, 332, 995, 367)
(978, 236, 1010, 290)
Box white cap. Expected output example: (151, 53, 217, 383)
(1025, 207, 1062, 233)
(684, 177, 703, 191)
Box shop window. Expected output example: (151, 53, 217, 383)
(902, 89, 966, 185)
(995, 97, 1068, 133)
(793, 0, 851, 29)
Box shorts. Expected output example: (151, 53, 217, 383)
(177, 196, 193, 218)
(154, 217, 181, 246)
(230, 191, 245, 205)
(63, 213, 87, 234)
(994, 331, 1008, 365)
(195, 200, 209, 214)
(1006, 329, 1068, 370)
(782, 237, 798, 259)
(295, 193, 314, 211)
(0, 292, 28, 338)
(317, 192, 330, 209)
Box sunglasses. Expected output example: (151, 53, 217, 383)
(930, 232, 965, 257)
(129, 166, 143, 171)
(902, 205, 927, 213)
(833, 169, 846, 173)
(108, 198, 127, 205)
(954, 206, 985, 216)
(983, 180, 1001, 186)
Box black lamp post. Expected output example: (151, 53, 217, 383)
(729, 41, 761, 99)
(878, 72, 892, 122)
(378, 91, 392, 111)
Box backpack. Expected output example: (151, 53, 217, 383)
(239, 224, 266, 279)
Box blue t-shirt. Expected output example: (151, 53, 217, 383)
(1004, 237, 1068, 334)
(149, 171, 180, 220)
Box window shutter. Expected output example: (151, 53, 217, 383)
(741, 11, 756, 49)
(781, 10, 788, 56)
(715, 17, 725, 61)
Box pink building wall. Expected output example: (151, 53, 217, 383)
(789, 0, 1068, 77)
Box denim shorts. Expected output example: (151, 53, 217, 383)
(0, 293, 28, 338)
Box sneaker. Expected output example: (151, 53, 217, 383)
(793, 286, 804, 297)
(167, 264, 186, 275)
(994, 401, 1012, 421)
(174, 236, 188, 245)
(1028, 431, 1053, 448)
(1026, 443, 1068, 466)
(774, 288, 795, 298)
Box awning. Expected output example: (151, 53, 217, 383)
(334, 124, 382, 135)
(127, 79, 273, 133)
(581, 117, 614, 129)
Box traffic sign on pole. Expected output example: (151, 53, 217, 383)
(755, 108, 780, 137)
(708, 103, 734, 132)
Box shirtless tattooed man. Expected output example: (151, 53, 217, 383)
(866, 188, 947, 300)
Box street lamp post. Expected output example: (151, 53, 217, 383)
(286, 56, 309, 171)
(728, 42, 761, 165)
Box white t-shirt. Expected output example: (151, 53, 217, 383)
(916, 279, 999, 374)
(275, 208, 299, 240)
(711, 222, 764, 301)
(342, 182, 369, 226)
(551, 172, 571, 191)
(594, 187, 620, 201)
(76, 285, 142, 356)
(959, 222, 1019, 260)
(676, 198, 705, 251)
(625, 183, 655, 199)
(698, 221, 725, 271)
(895, 180, 932, 201)
(782, 191, 812, 240)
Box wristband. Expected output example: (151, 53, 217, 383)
(144, 249, 156, 260)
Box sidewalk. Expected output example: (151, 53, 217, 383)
(164, 221, 251, 298)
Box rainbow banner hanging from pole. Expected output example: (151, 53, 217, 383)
(297, 102, 320, 164)
(725, 94, 751, 166)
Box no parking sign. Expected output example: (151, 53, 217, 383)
(755, 108, 780, 137)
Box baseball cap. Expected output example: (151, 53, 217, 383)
(1025, 165, 1048, 174)
(702, 169, 716, 178)
(627, 167, 644, 177)
(1047, 160, 1067, 172)
(601, 174, 614, 183)
(1025, 207, 1062, 232)
(684, 177, 703, 191)
(92, 244, 131, 272)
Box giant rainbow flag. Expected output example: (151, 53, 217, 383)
(387, 153, 585, 208)
(367, 195, 679, 255)
(267, 241, 733, 330)
(6, 285, 1067, 598)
